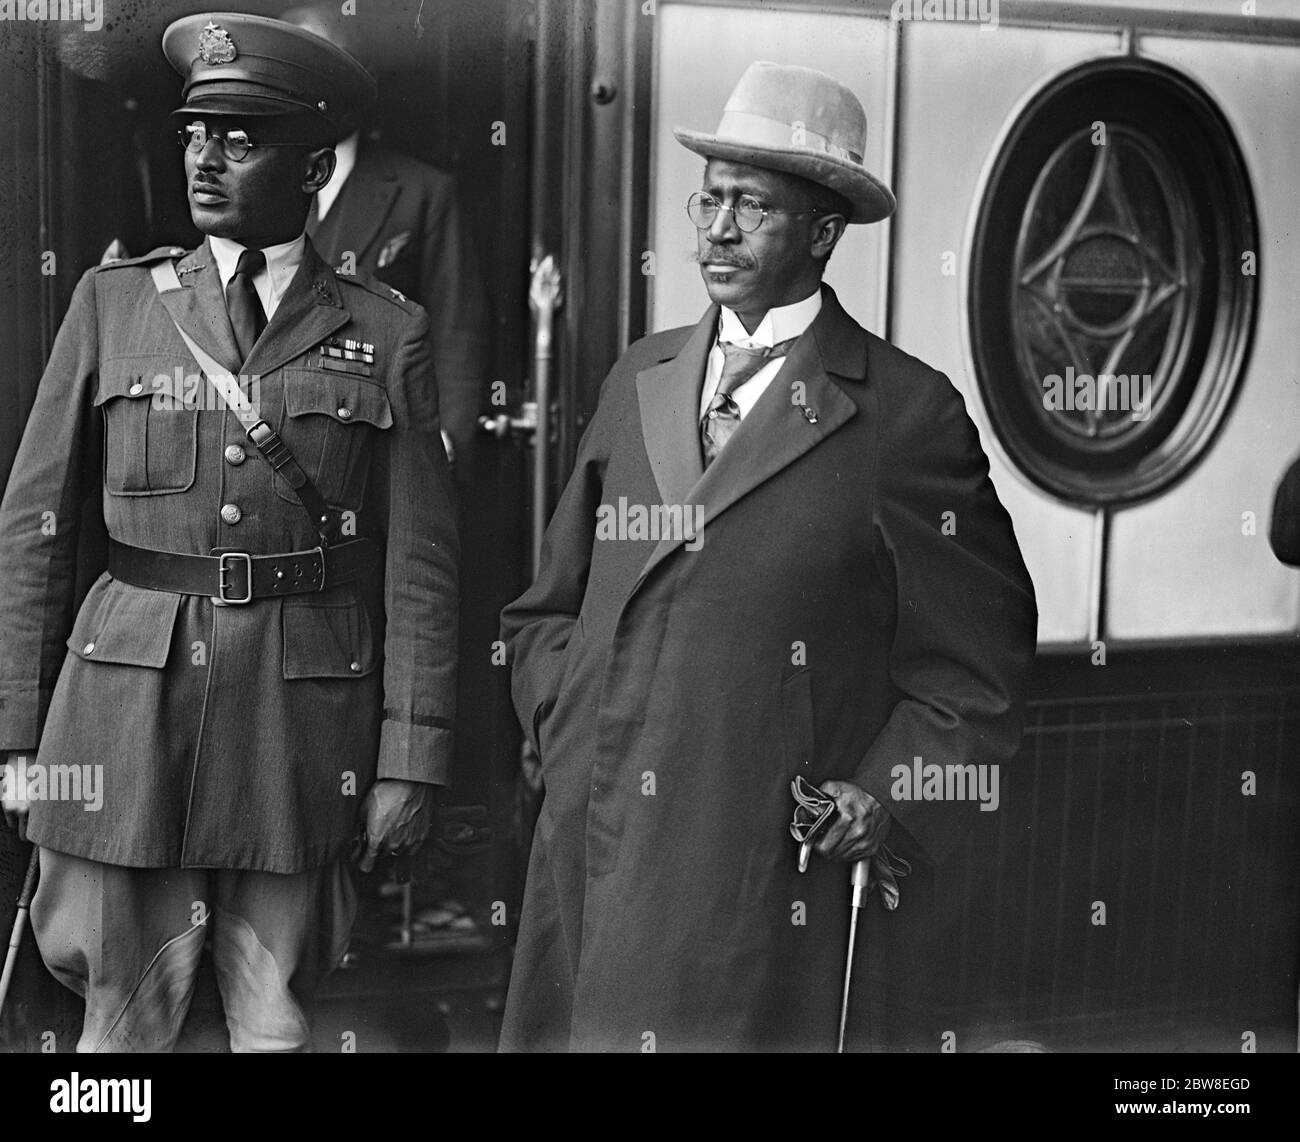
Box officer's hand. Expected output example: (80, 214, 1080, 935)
(1, 751, 36, 841)
(813, 779, 891, 864)
(356, 779, 439, 873)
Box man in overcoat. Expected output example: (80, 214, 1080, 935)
(0, 13, 458, 1051)
(499, 62, 1037, 1052)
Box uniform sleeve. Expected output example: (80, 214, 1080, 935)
(853, 371, 1038, 865)
(418, 174, 490, 482)
(0, 269, 102, 750)
(498, 367, 616, 757)
(373, 304, 461, 784)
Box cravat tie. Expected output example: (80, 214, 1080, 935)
(700, 335, 799, 466)
(226, 247, 267, 364)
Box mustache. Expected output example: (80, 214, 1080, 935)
(691, 248, 754, 269)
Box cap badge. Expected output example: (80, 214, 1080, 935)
(198, 22, 237, 66)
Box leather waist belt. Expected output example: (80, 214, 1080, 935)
(108, 538, 379, 605)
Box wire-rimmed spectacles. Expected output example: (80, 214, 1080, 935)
(686, 190, 837, 233)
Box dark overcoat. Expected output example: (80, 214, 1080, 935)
(500, 287, 1038, 1052)
(0, 238, 459, 873)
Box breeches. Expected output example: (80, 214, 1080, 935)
(29, 848, 355, 1053)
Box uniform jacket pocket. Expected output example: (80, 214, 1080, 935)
(66, 575, 182, 667)
(273, 371, 393, 508)
(96, 359, 197, 495)
(282, 593, 379, 679)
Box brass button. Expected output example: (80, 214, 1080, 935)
(83, 642, 95, 655)
(337, 405, 353, 421)
(224, 444, 246, 465)
(349, 661, 362, 673)
(220, 503, 242, 525)
(128, 381, 144, 396)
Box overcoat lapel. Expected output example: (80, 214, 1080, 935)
(325, 143, 398, 264)
(154, 239, 243, 375)
(632, 286, 867, 591)
(634, 306, 715, 507)
(242, 240, 350, 379)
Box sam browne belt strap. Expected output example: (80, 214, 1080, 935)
(149, 257, 340, 547)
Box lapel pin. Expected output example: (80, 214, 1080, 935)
(802, 406, 818, 424)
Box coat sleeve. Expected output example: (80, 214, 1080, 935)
(1269, 452, 1300, 567)
(853, 369, 1038, 866)
(372, 303, 461, 785)
(499, 367, 616, 757)
(418, 172, 490, 482)
(0, 269, 102, 751)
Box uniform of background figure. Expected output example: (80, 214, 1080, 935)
(499, 62, 1038, 1052)
(283, 3, 491, 486)
(0, 13, 459, 1052)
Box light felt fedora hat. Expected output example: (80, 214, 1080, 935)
(674, 61, 895, 225)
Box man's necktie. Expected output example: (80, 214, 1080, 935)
(700, 335, 800, 467)
(226, 247, 268, 364)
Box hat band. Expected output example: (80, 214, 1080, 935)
(714, 109, 864, 165)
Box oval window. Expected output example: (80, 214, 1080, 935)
(969, 60, 1257, 505)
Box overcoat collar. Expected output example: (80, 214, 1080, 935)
(157, 237, 349, 377)
(632, 284, 866, 590)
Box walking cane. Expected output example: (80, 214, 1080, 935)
(0, 847, 39, 1020)
(836, 857, 871, 1054)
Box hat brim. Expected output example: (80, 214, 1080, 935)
(674, 127, 896, 225)
(171, 94, 311, 119)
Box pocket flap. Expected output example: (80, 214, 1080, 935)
(283, 371, 393, 429)
(66, 575, 182, 667)
(94, 363, 159, 407)
(282, 595, 378, 679)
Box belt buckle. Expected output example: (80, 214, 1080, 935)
(311, 545, 327, 592)
(215, 551, 254, 605)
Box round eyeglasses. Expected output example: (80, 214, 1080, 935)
(178, 121, 317, 163)
(686, 190, 838, 233)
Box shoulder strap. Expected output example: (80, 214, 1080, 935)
(149, 261, 339, 545)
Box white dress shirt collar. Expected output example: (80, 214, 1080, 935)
(208, 233, 306, 321)
(716, 288, 823, 349)
(701, 288, 824, 420)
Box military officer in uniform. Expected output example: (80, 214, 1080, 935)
(0, 12, 459, 1052)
